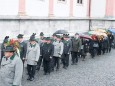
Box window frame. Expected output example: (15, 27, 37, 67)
(57, 0, 67, 4)
(77, 0, 83, 4)
(76, 0, 84, 6)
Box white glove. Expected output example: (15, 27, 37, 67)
(50, 56, 52, 59)
(59, 55, 61, 57)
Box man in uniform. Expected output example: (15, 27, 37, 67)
(26, 33, 40, 81)
(17, 34, 27, 63)
(0, 46, 23, 86)
(108, 32, 114, 52)
(71, 33, 81, 65)
(36, 37, 46, 71)
(1, 36, 9, 61)
(41, 37, 54, 75)
(62, 34, 71, 69)
(36, 32, 44, 45)
(53, 35, 63, 71)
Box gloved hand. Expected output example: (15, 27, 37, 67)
(59, 55, 62, 57)
(50, 56, 52, 59)
(58, 53, 61, 57)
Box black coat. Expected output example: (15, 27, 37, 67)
(89, 40, 94, 50)
(102, 39, 109, 49)
(1, 43, 6, 59)
(41, 43, 54, 61)
(108, 34, 114, 44)
(19, 42, 27, 59)
(83, 40, 89, 52)
(63, 40, 72, 54)
(40, 42, 44, 56)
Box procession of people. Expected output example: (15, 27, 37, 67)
(0, 29, 114, 86)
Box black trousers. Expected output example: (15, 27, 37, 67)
(62, 54, 69, 67)
(27, 64, 36, 78)
(71, 52, 78, 64)
(98, 48, 102, 55)
(43, 59, 51, 73)
(53, 56, 60, 70)
(109, 44, 112, 52)
(50, 58, 54, 71)
(89, 49, 95, 58)
(37, 56, 43, 71)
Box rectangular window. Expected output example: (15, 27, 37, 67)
(77, 0, 83, 4)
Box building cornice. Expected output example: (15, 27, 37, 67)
(0, 16, 115, 21)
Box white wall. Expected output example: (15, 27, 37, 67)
(0, 0, 18, 15)
(0, 20, 20, 41)
(26, 0, 49, 17)
(53, 0, 69, 17)
(73, 0, 88, 17)
(91, 0, 106, 18)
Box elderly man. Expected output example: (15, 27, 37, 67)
(17, 34, 27, 63)
(26, 33, 40, 81)
(53, 35, 63, 71)
(0, 45, 23, 86)
(41, 37, 54, 75)
(62, 34, 72, 69)
(71, 33, 82, 65)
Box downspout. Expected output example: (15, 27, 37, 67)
(89, 0, 91, 31)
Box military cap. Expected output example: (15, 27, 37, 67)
(17, 34, 24, 38)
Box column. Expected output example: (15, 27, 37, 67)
(69, 0, 74, 17)
(106, 0, 115, 17)
(18, 0, 26, 16)
(87, 0, 91, 17)
(49, 0, 54, 17)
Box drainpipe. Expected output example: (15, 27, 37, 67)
(89, 0, 91, 31)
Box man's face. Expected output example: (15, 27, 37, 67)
(18, 38, 23, 42)
(53, 36, 57, 40)
(40, 36, 44, 39)
(42, 39, 46, 43)
(46, 40, 51, 44)
(75, 35, 79, 39)
(4, 52, 13, 58)
(64, 37, 69, 40)
(30, 41, 36, 45)
(4, 43, 7, 47)
(56, 38, 61, 41)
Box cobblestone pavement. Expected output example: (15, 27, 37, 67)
(22, 50, 115, 86)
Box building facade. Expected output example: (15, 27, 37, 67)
(0, 0, 115, 41)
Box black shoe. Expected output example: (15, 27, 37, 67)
(74, 63, 78, 65)
(44, 72, 50, 75)
(44, 73, 47, 75)
(56, 69, 59, 71)
(27, 77, 30, 80)
(48, 72, 50, 75)
(51, 69, 54, 72)
(82, 59, 85, 61)
(30, 77, 34, 81)
(36, 67, 40, 71)
(63, 66, 67, 69)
